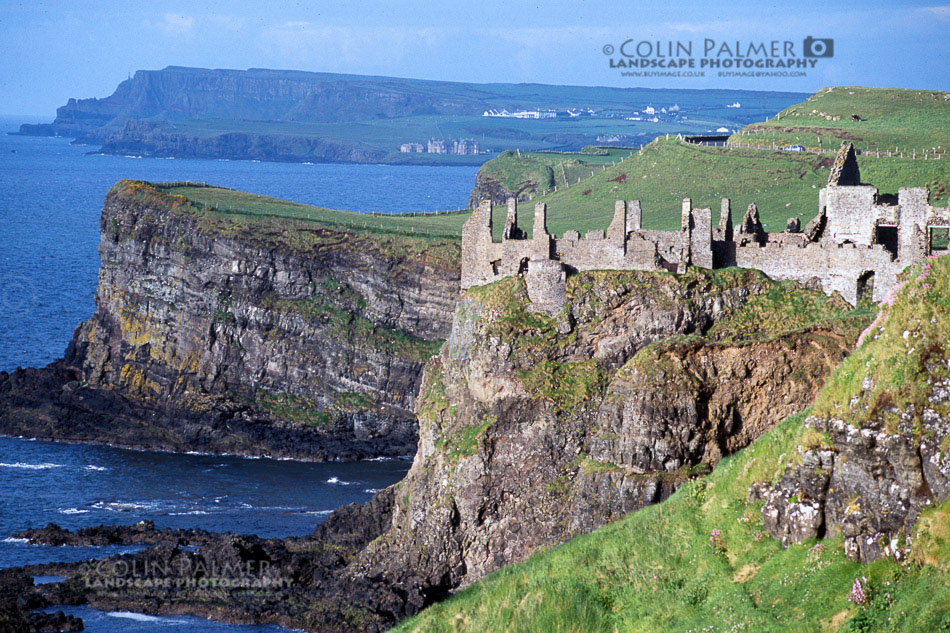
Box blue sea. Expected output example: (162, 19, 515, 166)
(0, 115, 475, 630)
(0, 116, 477, 372)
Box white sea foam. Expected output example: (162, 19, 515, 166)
(304, 510, 333, 516)
(91, 501, 159, 512)
(0, 462, 64, 470)
(59, 508, 90, 515)
(2, 537, 30, 544)
(169, 510, 208, 516)
(84, 465, 108, 471)
(363, 488, 381, 494)
(326, 476, 356, 485)
(106, 611, 187, 624)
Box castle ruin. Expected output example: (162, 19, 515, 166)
(461, 143, 950, 314)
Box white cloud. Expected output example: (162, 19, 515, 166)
(915, 6, 950, 21)
(157, 13, 195, 36)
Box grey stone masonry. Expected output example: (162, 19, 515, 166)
(461, 143, 949, 312)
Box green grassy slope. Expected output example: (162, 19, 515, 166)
(157, 183, 471, 240)
(149, 88, 947, 253)
(474, 87, 948, 237)
(487, 137, 947, 238)
(736, 87, 950, 153)
(473, 147, 637, 198)
(394, 259, 950, 633)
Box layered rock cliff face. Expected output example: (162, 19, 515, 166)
(9, 267, 866, 631)
(0, 182, 459, 459)
(345, 269, 865, 609)
(751, 255, 950, 563)
(467, 170, 528, 209)
(17, 66, 490, 139)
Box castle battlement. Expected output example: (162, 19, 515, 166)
(461, 143, 950, 314)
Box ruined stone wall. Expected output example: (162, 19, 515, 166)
(460, 144, 950, 311)
(735, 242, 899, 304)
(820, 186, 891, 246)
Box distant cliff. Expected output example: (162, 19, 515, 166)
(0, 181, 460, 460)
(18, 66, 489, 137)
(15, 66, 806, 164)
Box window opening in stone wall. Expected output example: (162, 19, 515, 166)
(930, 227, 950, 253)
(875, 225, 898, 259)
(856, 271, 875, 305)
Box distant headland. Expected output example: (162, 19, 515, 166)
(15, 66, 806, 165)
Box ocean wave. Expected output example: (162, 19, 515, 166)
(326, 476, 356, 485)
(2, 537, 30, 544)
(106, 611, 188, 624)
(84, 465, 108, 471)
(0, 462, 64, 470)
(59, 508, 90, 515)
(304, 510, 333, 516)
(363, 488, 381, 494)
(91, 501, 160, 512)
(169, 510, 209, 516)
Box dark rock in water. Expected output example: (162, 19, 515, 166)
(13, 521, 217, 548)
(0, 569, 83, 632)
(24, 611, 83, 633)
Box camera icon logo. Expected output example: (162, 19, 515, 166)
(803, 36, 834, 58)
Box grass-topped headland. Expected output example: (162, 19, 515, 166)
(736, 86, 949, 154)
(108, 179, 466, 267)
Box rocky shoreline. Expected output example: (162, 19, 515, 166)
(0, 265, 873, 632)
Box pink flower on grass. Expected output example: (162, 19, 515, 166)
(849, 576, 869, 605)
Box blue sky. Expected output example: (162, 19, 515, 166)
(0, 0, 947, 115)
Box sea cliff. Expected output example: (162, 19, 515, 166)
(7, 265, 870, 631)
(0, 181, 460, 460)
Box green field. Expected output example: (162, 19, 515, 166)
(157, 183, 471, 240)
(473, 146, 637, 197)
(153, 88, 948, 251)
(484, 136, 948, 238)
(732, 87, 950, 154)
(472, 87, 948, 237)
